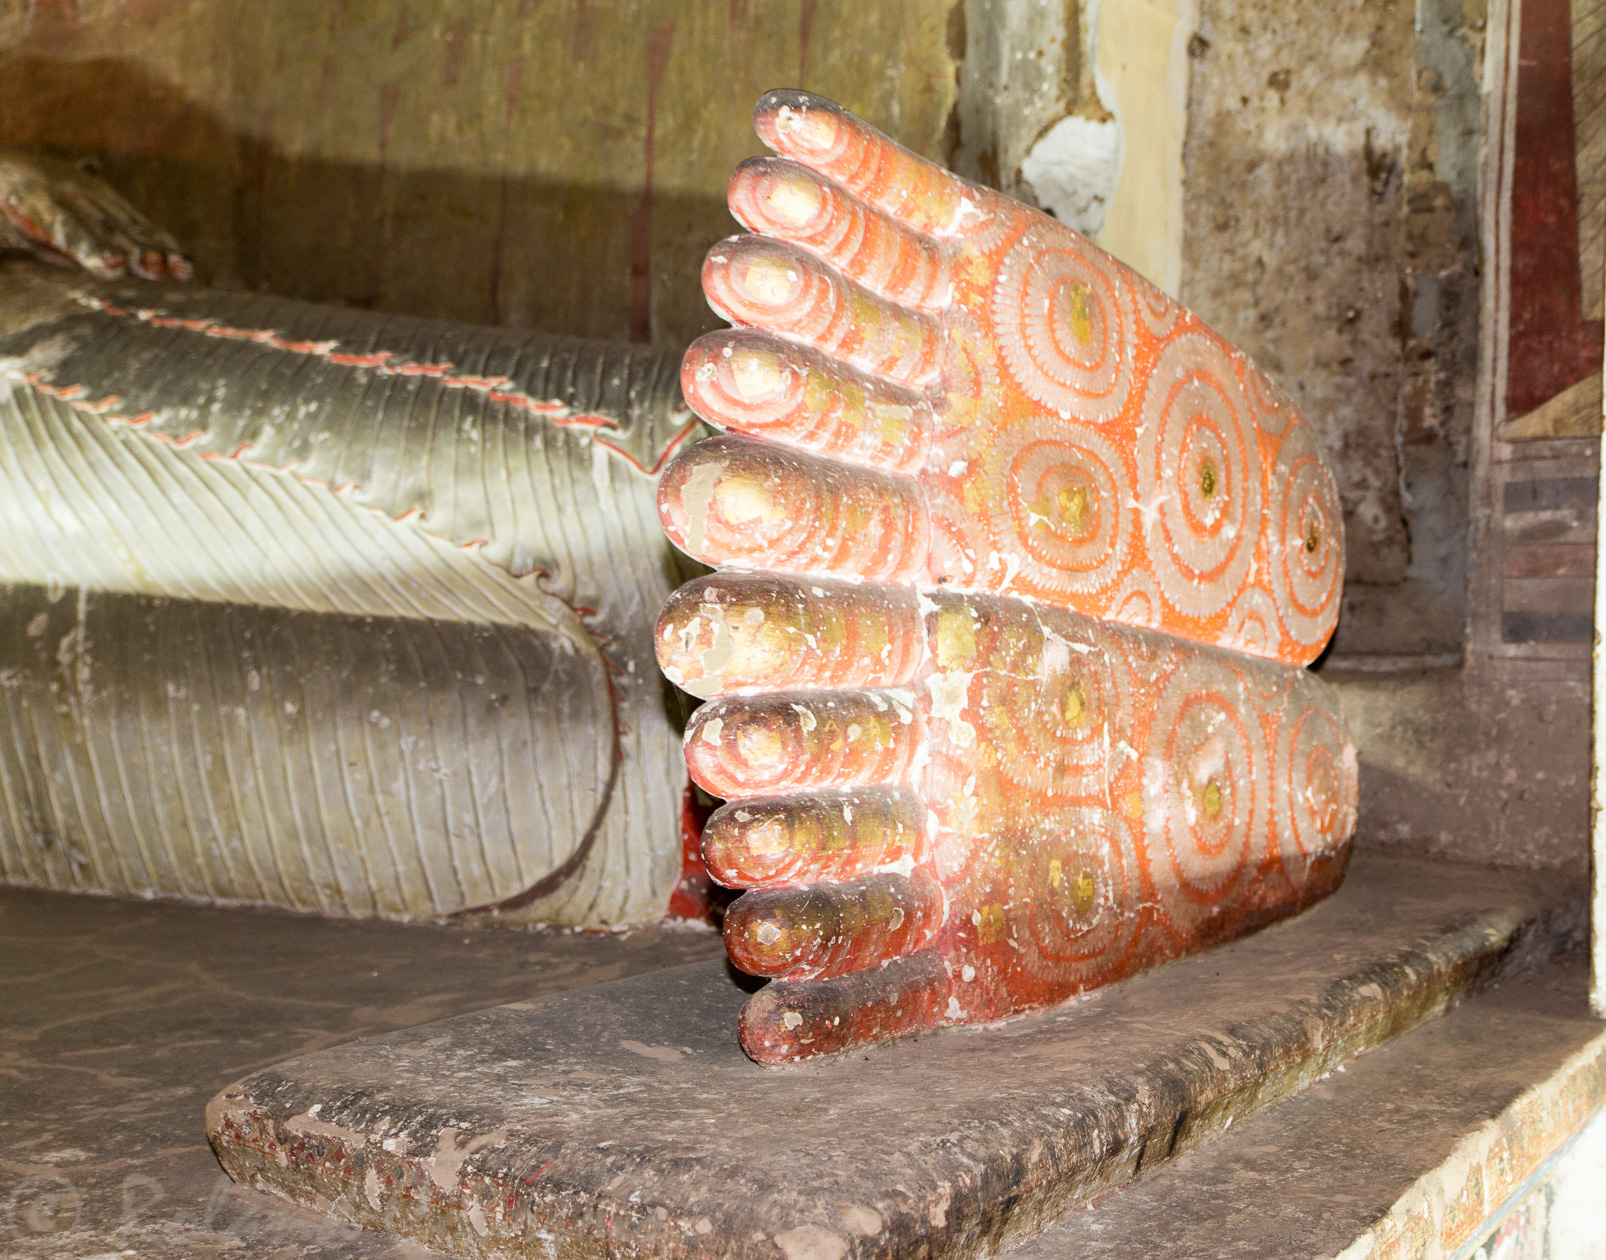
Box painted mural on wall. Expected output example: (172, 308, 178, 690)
(1489, 0, 1603, 653)
(1500, 0, 1603, 442)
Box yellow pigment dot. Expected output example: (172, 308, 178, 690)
(1202, 779, 1223, 819)
(1059, 485, 1089, 535)
(1200, 460, 1217, 498)
(1073, 869, 1097, 915)
(1063, 681, 1088, 727)
(1049, 858, 1063, 888)
(936, 606, 977, 669)
(1066, 281, 1095, 346)
(1305, 523, 1322, 553)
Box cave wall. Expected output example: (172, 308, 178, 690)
(0, 0, 958, 348)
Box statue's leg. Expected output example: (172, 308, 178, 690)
(656, 93, 1357, 1059)
(0, 258, 701, 926)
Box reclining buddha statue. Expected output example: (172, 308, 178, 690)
(0, 148, 701, 926)
(1, 92, 1356, 1061)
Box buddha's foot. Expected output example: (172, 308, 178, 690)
(0, 148, 192, 280)
(664, 90, 1343, 667)
(659, 577, 1355, 1061)
(657, 93, 1358, 1062)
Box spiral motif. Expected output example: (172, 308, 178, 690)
(1222, 587, 1282, 659)
(1133, 269, 1183, 341)
(1136, 332, 1264, 620)
(923, 476, 981, 586)
(1022, 806, 1143, 984)
(1272, 691, 1356, 881)
(1245, 362, 1294, 438)
(1268, 421, 1343, 651)
(996, 428, 1133, 600)
(1109, 569, 1165, 632)
(992, 227, 1137, 424)
(948, 188, 1023, 259)
(1140, 652, 1268, 934)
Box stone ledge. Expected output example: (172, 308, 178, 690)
(205, 854, 1585, 1260)
(1008, 954, 1606, 1259)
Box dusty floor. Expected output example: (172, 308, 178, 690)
(0, 886, 724, 1257)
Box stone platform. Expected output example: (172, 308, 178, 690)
(1009, 953, 1606, 1258)
(206, 854, 1583, 1260)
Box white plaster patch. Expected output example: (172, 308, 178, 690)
(926, 671, 975, 747)
(424, 1127, 508, 1195)
(837, 1204, 884, 1237)
(680, 458, 724, 556)
(774, 1224, 848, 1260)
(1021, 114, 1124, 237)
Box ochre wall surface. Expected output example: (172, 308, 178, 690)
(0, 0, 957, 347)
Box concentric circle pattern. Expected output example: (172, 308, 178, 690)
(977, 618, 1129, 798)
(1268, 420, 1343, 650)
(1272, 687, 1358, 881)
(1021, 806, 1143, 983)
(1139, 651, 1268, 934)
(992, 227, 1138, 424)
(1223, 587, 1282, 659)
(1245, 362, 1294, 438)
(1135, 333, 1264, 620)
(1109, 569, 1165, 632)
(1133, 269, 1182, 341)
(997, 428, 1133, 600)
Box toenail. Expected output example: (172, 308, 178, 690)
(737, 726, 786, 764)
(764, 173, 824, 226)
(742, 257, 798, 304)
(730, 349, 786, 398)
(714, 472, 778, 523)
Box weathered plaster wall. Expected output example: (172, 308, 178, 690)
(0, 0, 958, 347)
(950, 0, 1196, 297)
(1180, 0, 1418, 609)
